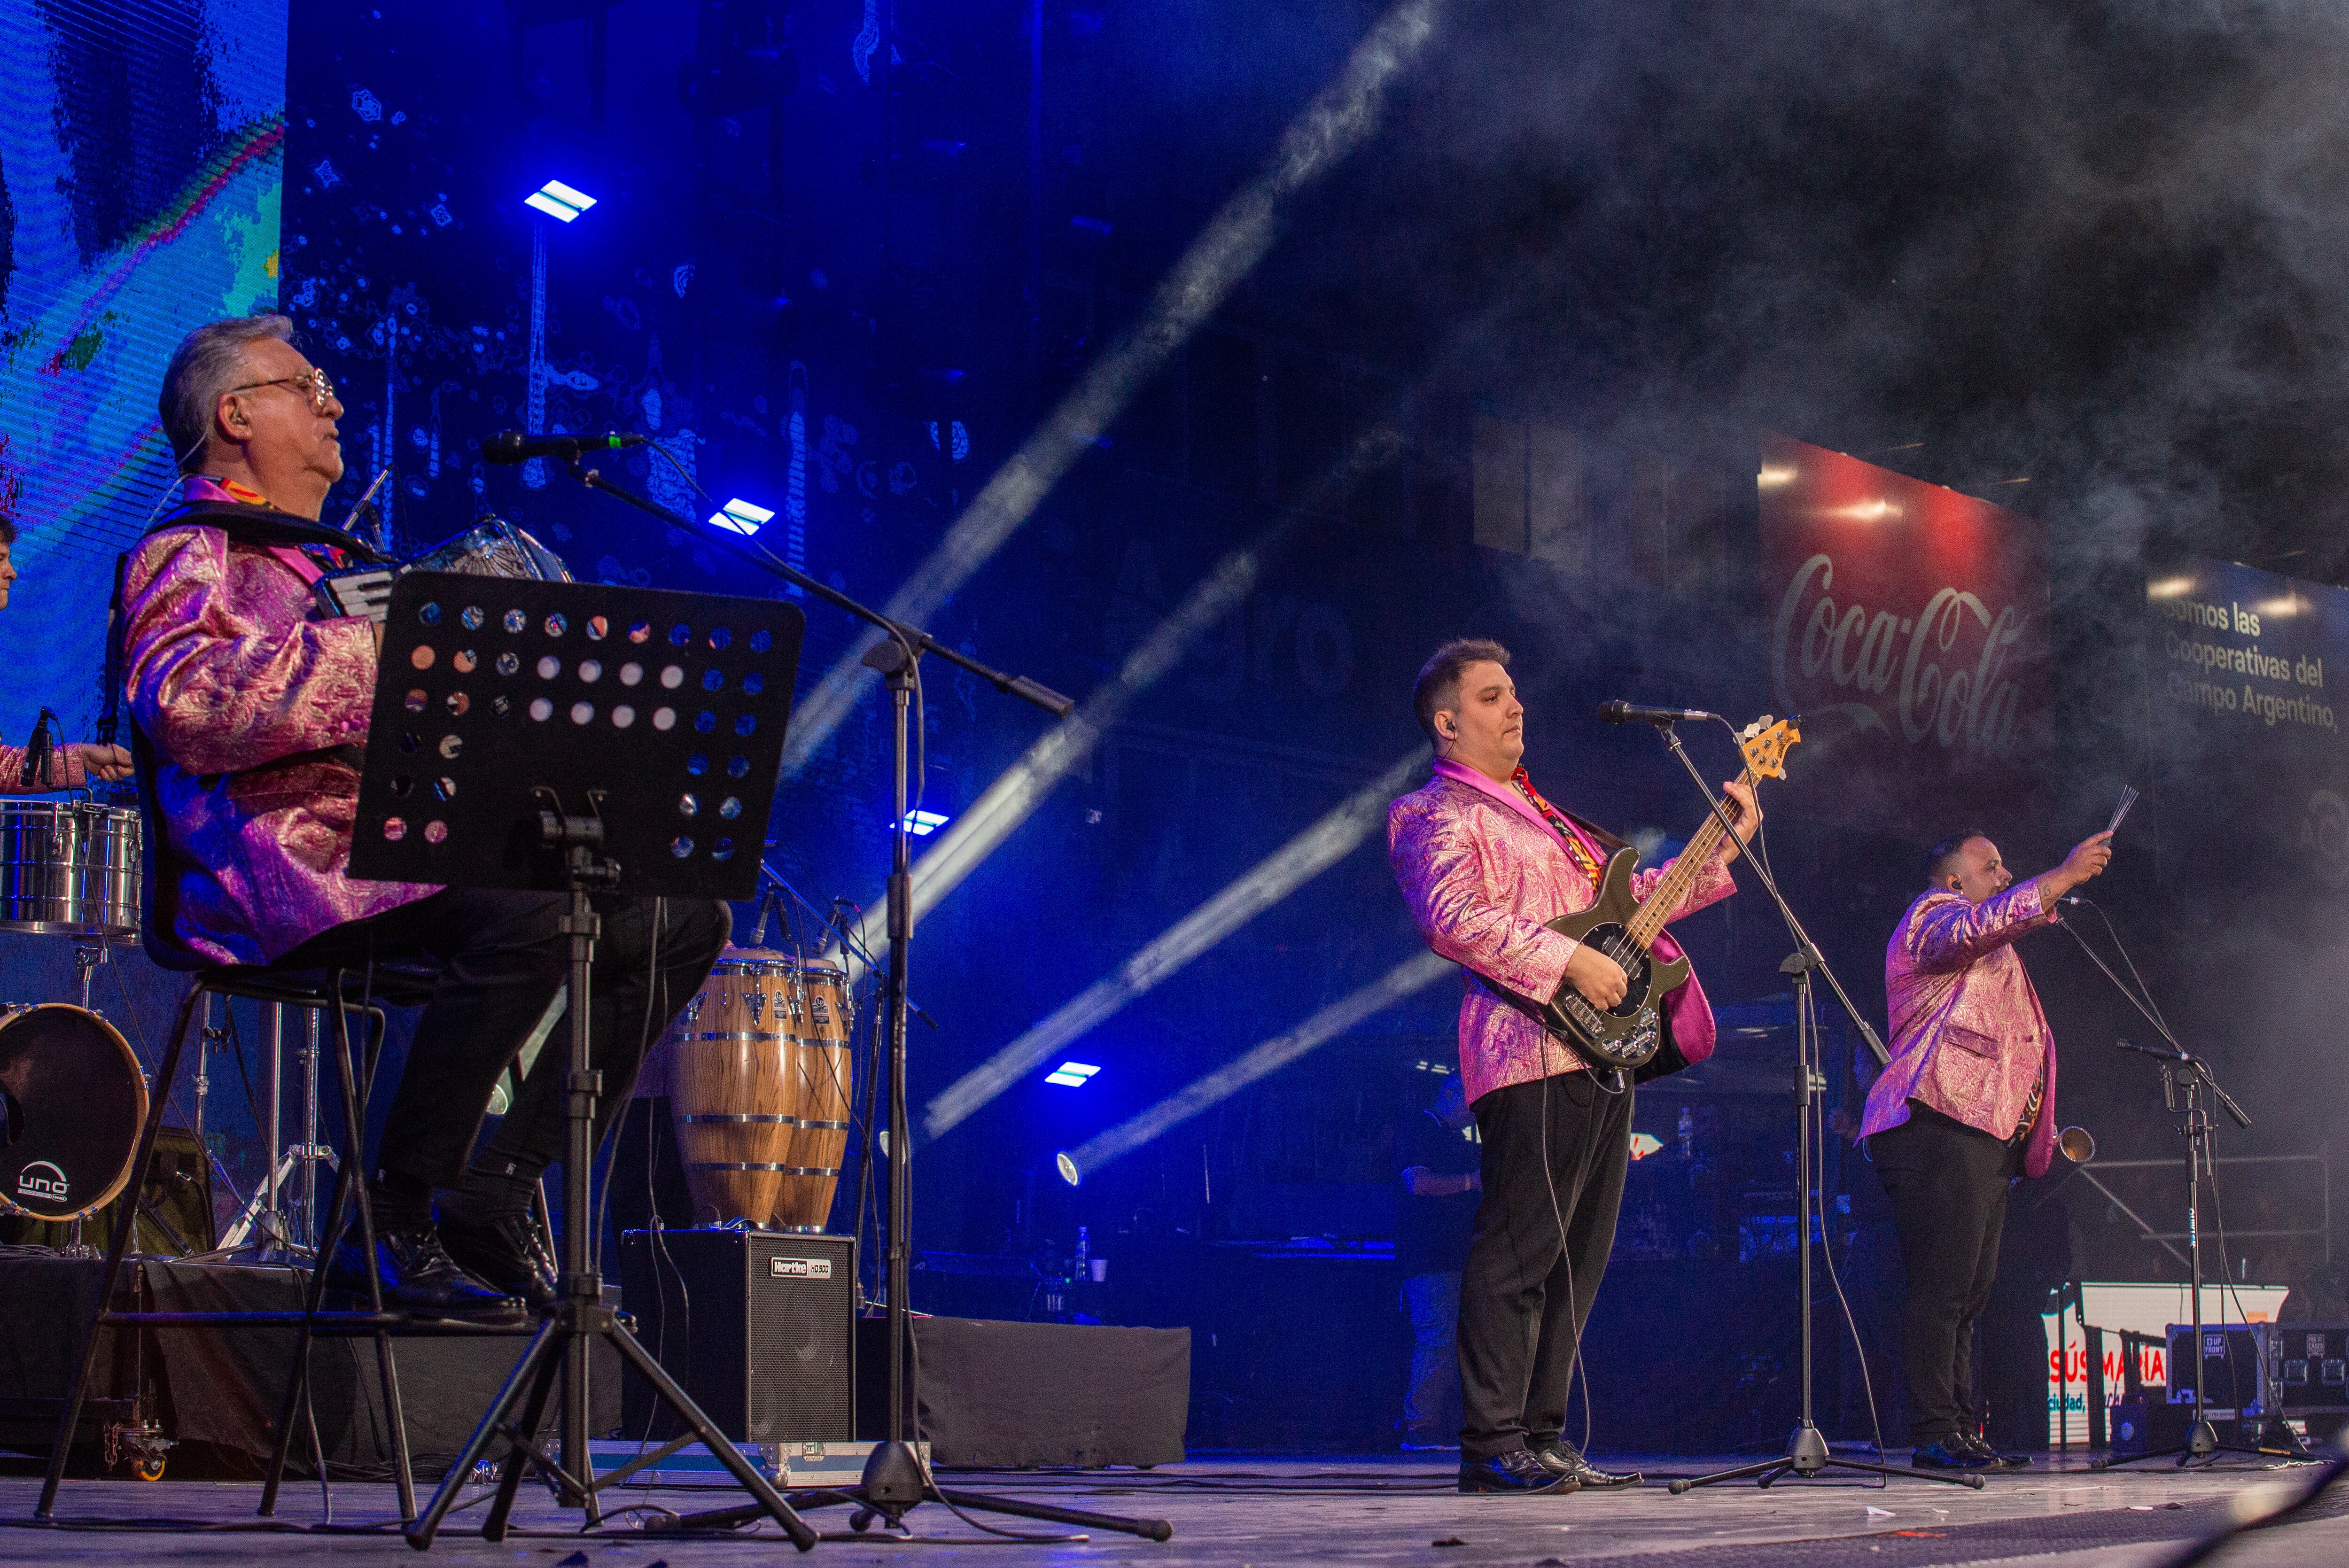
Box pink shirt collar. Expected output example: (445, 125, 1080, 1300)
(1432, 756, 1619, 874)
(1434, 757, 1566, 838)
(176, 476, 328, 586)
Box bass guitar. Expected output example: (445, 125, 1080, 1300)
(1540, 715, 1800, 1074)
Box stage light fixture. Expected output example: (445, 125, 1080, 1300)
(900, 808, 950, 838)
(708, 497, 775, 536)
(1054, 950, 1452, 1182)
(1043, 1061, 1100, 1088)
(524, 179, 598, 222)
(778, 0, 1446, 779)
(920, 746, 1430, 1141)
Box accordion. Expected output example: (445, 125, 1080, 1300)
(313, 516, 573, 622)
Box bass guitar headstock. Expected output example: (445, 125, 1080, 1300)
(1737, 714, 1802, 782)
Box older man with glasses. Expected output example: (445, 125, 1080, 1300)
(117, 314, 728, 1313)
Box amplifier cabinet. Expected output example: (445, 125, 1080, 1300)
(619, 1228, 856, 1444)
(2163, 1323, 2349, 1420)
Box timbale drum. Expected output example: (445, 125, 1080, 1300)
(0, 801, 140, 938)
(667, 949, 853, 1233)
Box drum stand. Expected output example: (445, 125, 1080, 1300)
(208, 1004, 331, 1259)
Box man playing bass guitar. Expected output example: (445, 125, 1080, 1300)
(1387, 638, 1759, 1495)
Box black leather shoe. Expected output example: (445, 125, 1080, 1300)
(331, 1225, 520, 1315)
(1959, 1432, 2031, 1470)
(1532, 1442, 1642, 1488)
(1459, 1450, 1579, 1495)
(1911, 1439, 1993, 1471)
(439, 1211, 559, 1310)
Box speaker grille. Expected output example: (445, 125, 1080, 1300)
(747, 1234, 856, 1440)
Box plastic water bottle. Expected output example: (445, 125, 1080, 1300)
(1678, 1106, 1694, 1160)
(1074, 1226, 1090, 1275)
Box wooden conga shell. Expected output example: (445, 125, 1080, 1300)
(775, 963, 854, 1232)
(670, 949, 797, 1226)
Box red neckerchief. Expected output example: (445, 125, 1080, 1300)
(1511, 767, 1605, 892)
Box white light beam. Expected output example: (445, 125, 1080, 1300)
(920, 745, 1432, 1140)
(780, 0, 1448, 777)
(1056, 949, 1455, 1183)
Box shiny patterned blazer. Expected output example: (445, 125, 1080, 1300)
(120, 503, 428, 966)
(1387, 761, 1735, 1108)
(1860, 879, 2059, 1179)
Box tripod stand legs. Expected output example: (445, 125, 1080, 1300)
(1668, 1422, 1986, 1494)
(404, 1304, 820, 1550)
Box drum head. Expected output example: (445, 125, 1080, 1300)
(0, 1005, 148, 1221)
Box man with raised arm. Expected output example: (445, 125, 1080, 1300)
(1861, 827, 2111, 1471)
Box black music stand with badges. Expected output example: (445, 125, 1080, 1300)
(346, 571, 818, 1550)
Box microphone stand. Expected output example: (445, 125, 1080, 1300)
(1645, 719, 1980, 1494)
(2057, 906, 2306, 1467)
(544, 458, 1171, 1543)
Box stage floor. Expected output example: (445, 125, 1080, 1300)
(2, 1452, 2343, 1566)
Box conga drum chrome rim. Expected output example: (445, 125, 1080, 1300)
(0, 1003, 149, 1222)
(0, 801, 142, 939)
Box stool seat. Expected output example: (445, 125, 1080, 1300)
(194, 961, 440, 1011)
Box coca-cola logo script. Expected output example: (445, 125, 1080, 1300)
(1769, 552, 2028, 757)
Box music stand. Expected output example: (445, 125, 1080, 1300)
(346, 571, 819, 1549)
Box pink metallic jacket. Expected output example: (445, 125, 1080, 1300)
(1388, 761, 1736, 1108)
(122, 518, 432, 965)
(0, 738, 86, 792)
(1860, 879, 2059, 1178)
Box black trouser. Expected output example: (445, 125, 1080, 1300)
(1457, 1071, 1633, 1461)
(1869, 1101, 2023, 1444)
(280, 887, 729, 1191)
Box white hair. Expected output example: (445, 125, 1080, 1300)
(157, 314, 295, 473)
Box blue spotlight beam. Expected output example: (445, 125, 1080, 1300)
(780, 0, 1450, 778)
(832, 419, 1413, 974)
(1056, 950, 1454, 1184)
(920, 746, 1431, 1141)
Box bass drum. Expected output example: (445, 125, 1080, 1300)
(667, 949, 853, 1233)
(0, 1004, 149, 1222)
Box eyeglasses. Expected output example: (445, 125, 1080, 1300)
(229, 366, 336, 413)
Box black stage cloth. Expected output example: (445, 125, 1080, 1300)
(858, 1316, 1189, 1468)
(0, 1253, 616, 1474)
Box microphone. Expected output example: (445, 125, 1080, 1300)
(481, 430, 649, 465)
(2116, 1036, 2186, 1061)
(1598, 700, 1717, 725)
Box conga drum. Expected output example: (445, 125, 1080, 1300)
(774, 960, 852, 1233)
(670, 949, 796, 1226)
(669, 950, 856, 1230)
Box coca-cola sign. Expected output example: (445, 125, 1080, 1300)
(1759, 435, 2048, 820)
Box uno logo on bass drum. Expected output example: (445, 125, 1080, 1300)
(15, 1160, 70, 1204)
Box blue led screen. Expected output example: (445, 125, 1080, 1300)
(0, 0, 285, 741)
